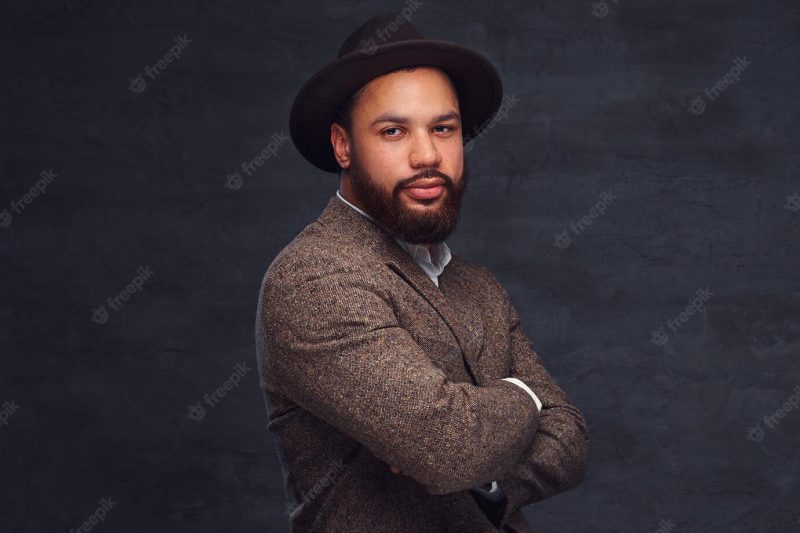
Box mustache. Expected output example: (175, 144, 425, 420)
(398, 169, 453, 189)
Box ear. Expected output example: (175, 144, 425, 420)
(330, 123, 351, 170)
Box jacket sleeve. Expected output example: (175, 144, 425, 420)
(486, 275, 590, 526)
(257, 265, 541, 495)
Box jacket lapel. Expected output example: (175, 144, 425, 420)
(384, 257, 478, 380)
(317, 194, 479, 383)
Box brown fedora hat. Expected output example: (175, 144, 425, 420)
(289, 12, 504, 173)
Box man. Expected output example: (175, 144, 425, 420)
(255, 13, 589, 532)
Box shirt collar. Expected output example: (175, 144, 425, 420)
(335, 189, 452, 274)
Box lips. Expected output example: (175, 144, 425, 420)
(404, 177, 446, 189)
(403, 178, 446, 200)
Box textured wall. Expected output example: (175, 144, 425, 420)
(1, 0, 798, 531)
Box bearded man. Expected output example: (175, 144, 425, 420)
(255, 12, 589, 533)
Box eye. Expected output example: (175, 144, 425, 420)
(382, 127, 402, 137)
(434, 125, 456, 133)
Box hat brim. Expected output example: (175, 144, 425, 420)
(289, 39, 503, 173)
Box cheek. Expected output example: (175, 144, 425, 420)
(357, 144, 404, 188)
(369, 144, 408, 175)
(440, 142, 463, 174)
(370, 149, 401, 177)
(440, 135, 463, 155)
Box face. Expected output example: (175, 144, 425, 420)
(331, 66, 468, 244)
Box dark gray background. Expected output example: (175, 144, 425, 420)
(2, 0, 798, 531)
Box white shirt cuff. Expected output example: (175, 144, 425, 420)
(502, 377, 542, 412)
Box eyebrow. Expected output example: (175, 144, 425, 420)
(370, 112, 461, 128)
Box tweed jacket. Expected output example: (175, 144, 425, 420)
(255, 193, 589, 532)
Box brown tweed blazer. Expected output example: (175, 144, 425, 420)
(255, 194, 589, 532)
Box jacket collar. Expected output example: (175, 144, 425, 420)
(316, 193, 478, 381)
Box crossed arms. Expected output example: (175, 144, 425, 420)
(259, 264, 588, 504)
(480, 270, 590, 526)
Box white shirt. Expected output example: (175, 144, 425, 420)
(335, 189, 542, 495)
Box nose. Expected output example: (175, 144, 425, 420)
(408, 130, 442, 169)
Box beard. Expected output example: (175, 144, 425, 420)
(346, 146, 468, 244)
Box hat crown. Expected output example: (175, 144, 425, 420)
(337, 13, 425, 58)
